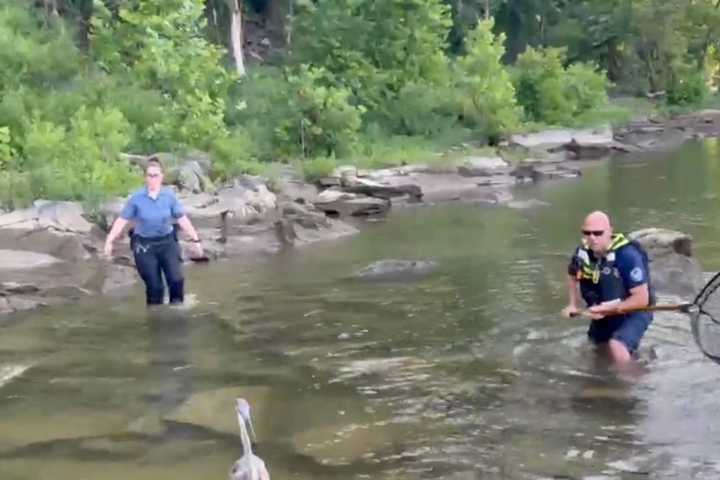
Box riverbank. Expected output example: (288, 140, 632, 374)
(2, 109, 720, 316)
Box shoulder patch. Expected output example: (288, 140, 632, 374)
(630, 267, 644, 282)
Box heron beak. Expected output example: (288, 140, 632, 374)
(246, 415, 257, 443)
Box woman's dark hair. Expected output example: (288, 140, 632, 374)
(146, 155, 164, 172)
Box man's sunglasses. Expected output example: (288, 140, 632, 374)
(146, 173, 162, 178)
(582, 230, 604, 237)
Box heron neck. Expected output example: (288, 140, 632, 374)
(238, 414, 254, 457)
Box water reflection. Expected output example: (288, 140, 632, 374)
(144, 308, 193, 416)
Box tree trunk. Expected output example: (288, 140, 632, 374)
(484, 0, 490, 19)
(228, 0, 246, 77)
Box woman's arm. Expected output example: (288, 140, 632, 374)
(104, 217, 130, 256)
(176, 215, 200, 242)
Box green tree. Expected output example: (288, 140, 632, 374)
(89, 0, 234, 149)
(294, 0, 453, 110)
(458, 19, 521, 140)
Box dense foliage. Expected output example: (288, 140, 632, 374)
(0, 0, 717, 209)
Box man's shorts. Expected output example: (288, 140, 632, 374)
(587, 311, 652, 353)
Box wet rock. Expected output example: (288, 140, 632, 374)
(164, 386, 272, 436)
(0, 364, 31, 389)
(510, 163, 581, 182)
(0, 249, 63, 270)
(314, 191, 390, 217)
(0, 406, 132, 451)
(475, 189, 513, 205)
(628, 228, 704, 298)
(291, 419, 411, 467)
(506, 199, 551, 210)
(341, 177, 423, 201)
(101, 265, 138, 296)
(554, 138, 639, 159)
(352, 259, 438, 280)
(476, 176, 516, 187)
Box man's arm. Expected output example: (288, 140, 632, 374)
(562, 250, 583, 317)
(588, 246, 650, 317)
(589, 283, 649, 317)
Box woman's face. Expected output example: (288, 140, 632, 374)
(145, 164, 163, 189)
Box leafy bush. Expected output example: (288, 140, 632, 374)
(21, 108, 139, 201)
(512, 47, 609, 125)
(378, 82, 460, 136)
(280, 65, 365, 158)
(667, 70, 708, 106)
(457, 19, 521, 140)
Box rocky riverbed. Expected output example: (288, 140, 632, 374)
(3, 110, 720, 316)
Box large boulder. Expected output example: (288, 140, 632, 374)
(510, 125, 614, 150)
(352, 259, 439, 281)
(0, 250, 63, 270)
(129, 151, 215, 193)
(314, 190, 390, 217)
(0, 200, 93, 233)
(628, 228, 704, 299)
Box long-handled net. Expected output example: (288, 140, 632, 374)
(573, 272, 720, 364)
(689, 272, 720, 364)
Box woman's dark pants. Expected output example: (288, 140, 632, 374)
(131, 234, 184, 305)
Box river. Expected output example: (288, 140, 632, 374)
(2, 140, 720, 479)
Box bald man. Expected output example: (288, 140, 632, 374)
(562, 211, 655, 364)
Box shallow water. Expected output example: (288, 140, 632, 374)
(2, 141, 720, 479)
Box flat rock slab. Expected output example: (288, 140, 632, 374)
(0, 249, 63, 270)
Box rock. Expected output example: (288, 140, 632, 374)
(510, 125, 613, 150)
(341, 177, 423, 200)
(506, 199, 551, 210)
(0, 249, 63, 270)
(314, 191, 390, 217)
(101, 265, 138, 296)
(292, 218, 359, 245)
(280, 201, 330, 230)
(317, 196, 390, 217)
(274, 180, 319, 204)
(164, 386, 272, 437)
(224, 179, 277, 213)
(555, 138, 639, 159)
(0, 282, 41, 295)
(317, 176, 342, 188)
(331, 165, 358, 180)
(291, 419, 410, 467)
(0, 200, 93, 233)
(459, 156, 508, 173)
(365, 164, 431, 179)
(475, 176, 516, 187)
(509, 163, 581, 182)
(352, 259, 438, 280)
(145, 151, 214, 193)
(628, 228, 704, 298)
(0, 295, 46, 315)
(0, 405, 132, 451)
(177, 160, 214, 193)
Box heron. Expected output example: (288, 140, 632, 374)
(229, 398, 270, 480)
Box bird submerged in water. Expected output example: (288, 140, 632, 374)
(229, 398, 270, 480)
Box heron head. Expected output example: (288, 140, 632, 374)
(235, 398, 257, 442)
